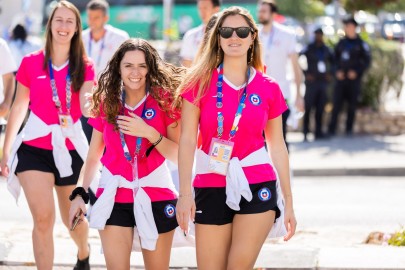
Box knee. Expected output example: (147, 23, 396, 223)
(33, 213, 55, 233)
(227, 256, 253, 270)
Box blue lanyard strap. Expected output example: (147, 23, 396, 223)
(119, 90, 147, 162)
(216, 63, 250, 140)
(89, 30, 106, 67)
(48, 59, 71, 114)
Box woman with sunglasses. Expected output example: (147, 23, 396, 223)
(176, 6, 296, 269)
(0, 1, 94, 269)
(69, 38, 184, 269)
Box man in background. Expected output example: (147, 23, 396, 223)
(180, 0, 221, 67)
(257, 0, 304, 149)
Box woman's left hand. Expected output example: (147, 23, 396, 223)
(117, 111, 153, 138)
(283, 205, 297, 241)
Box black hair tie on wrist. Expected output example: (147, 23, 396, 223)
(145, 134, 163, 157)
(69, 187, 90, 204)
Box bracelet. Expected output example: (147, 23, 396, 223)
(69, 187, 90, 204)
(152, 134, 163, 146)
(145, 134, 163, 157)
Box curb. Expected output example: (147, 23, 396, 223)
(293, 167, 405, 177)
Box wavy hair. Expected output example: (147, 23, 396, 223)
(43, 0, 87, 92)
(92, 38, 185, 125)
(177, 6, 264, 104)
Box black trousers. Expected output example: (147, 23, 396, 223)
(303, 80, 328, 136)
(328, 79, 361, 135)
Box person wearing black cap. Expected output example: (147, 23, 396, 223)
(328, 15, 371, 136)
(300, 28, 334, 141)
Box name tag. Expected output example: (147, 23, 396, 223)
(341, 50, 350, 61)
(208, 138, 234, 176)
(317, 61, 326, 73)
(58, 114, 74, 137)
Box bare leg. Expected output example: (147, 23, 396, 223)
(195, 223, 232, 270)
(99, 225, 133, 270)
(18, 170, 56, 270)
(227, 211, 275, 270)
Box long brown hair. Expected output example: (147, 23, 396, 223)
(93, 38, 185, 125)
(177, 6, 264, 103)
(43, 0, 87, 92)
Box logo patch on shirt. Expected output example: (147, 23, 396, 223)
(164, 204, 176, 218)
(144, 108, 156, 119)
(258, 187, 271, 201)
(249, 94, 261, 106)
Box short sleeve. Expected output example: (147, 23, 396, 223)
(286, 32, 297, 56)
(16, 55, 30, 88)
(181, 85, 200, 108)
(268, 81, 288, 120)
(88, 103, 105, 132)
(84, 59, 96, 82)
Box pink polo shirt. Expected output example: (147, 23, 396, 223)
(182, 68, 287, 188)
(16, 50, 95, 150)
(89, 92, 179, 203)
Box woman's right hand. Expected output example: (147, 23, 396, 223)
(69, 196, 87, 229)
(176, 195, 196, 234)
(1, 155, 9, 178)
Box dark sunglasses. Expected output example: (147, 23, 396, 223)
(218, 27, 253, 39)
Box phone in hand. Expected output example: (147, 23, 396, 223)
(70, 209, 82, 231)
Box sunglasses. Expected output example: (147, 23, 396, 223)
(218, 27, 254, 39)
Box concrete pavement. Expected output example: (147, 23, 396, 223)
(0, 132, 405, 269)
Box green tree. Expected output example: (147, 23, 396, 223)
(319, 0, 404, 13)
(276, 0, 325, 21)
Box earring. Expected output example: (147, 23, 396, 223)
(248, 45, 254, 65)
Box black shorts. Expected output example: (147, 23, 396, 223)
(15, 143, 84, 186)
(105, 199, 178, 234)
(194, 181, 280, 225)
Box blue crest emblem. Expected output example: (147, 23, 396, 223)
(258, 187, 271, 201)
(144, 108, 156, 119)
(249, 94, 261, 105)
(164, 204, 176, 218)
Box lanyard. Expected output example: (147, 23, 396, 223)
(48, 59, 71, 114)
(119, 90, 148, 162)
(88, 30, 106, 67)
(216, 63, 250, 140)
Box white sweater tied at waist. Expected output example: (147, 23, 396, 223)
(7, 112, 88, 203)
(195, 147, 287, 238)
(89, 162, 179, 251)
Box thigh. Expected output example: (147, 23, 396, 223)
(99, 225, 133, 270)
(196, 223, 232, 270)
(142, 230, 175, 270)
(227, 211, 276, 270)
(18, 170, 56, 224)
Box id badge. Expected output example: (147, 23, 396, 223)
(208, 138, 234, 176)
(341, 51, 350, 61)
(132, 156, 139, 196)
(58, 113, 73, 128)
(317, 61, 326, 73)
(58, 113, 74, 137)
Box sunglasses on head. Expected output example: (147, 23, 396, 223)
(218, 27, 254, 39)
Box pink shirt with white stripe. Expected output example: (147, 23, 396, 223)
(16, 50, 95, 150)
(89, 92, 179, 203)
(182, 68, 287, 188)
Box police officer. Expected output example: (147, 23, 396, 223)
(328, 16, 371, 136)
(301, 28, 334, 141)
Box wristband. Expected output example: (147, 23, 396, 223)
(146, 134, 163, 157)
(69, 187, 90, 204)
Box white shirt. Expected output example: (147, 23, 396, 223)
(82, 25, 129, 77)
(0, 38, 17, 104)
(8, 37, 42, 68)
(179, 24, 204, 61)
(259, 22, 297, 100)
